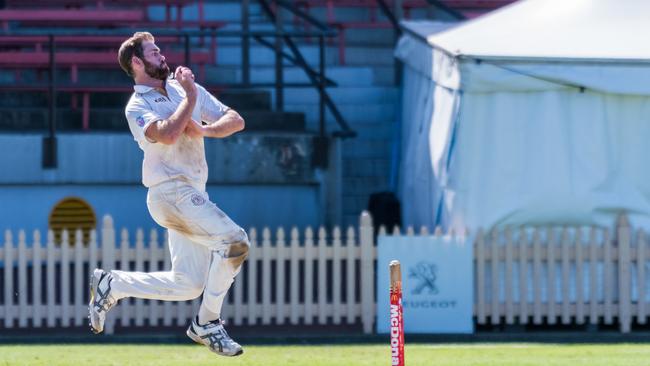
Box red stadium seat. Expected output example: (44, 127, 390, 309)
(0, 9, 145, 30)
(0, 50, 213, 83)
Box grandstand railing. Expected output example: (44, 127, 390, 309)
(253, 0, 356, 139)
(0, 213, 644, 334)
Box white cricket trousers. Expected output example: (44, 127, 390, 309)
(109, 179, 250, 320)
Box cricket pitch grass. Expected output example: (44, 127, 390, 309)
(1, 343, 650, 366)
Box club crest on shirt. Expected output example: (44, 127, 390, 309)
(191, 194, 206, 206)
(136, 115, 145, 127)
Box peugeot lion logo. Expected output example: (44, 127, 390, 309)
(409, 262, 439, 295)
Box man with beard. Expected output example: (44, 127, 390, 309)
(87, 32, 249, 357)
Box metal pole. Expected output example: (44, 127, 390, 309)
(375, 0, 403, 86)
(394, 0, 404, 86)
(184, 34, 190, 66)
(242, 0, 250, 86)
(312, 34, 329, 168)
(274, 1, 284, 111)
(49, 35, 56, 139)
(43, 34, 57, 169)
(318, 35, 325, 138)
(394, 0, 404, 20)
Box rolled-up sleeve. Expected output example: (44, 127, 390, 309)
(125, 98, 162, 144)
(197, 84, 230, 123)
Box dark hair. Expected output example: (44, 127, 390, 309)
(118, 32, 154, 77)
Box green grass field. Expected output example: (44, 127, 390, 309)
(1, 343, 650, 366)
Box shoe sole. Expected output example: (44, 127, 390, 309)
(186, 328, 203, 345)
(186, 327, 243, 357)
(88, 270, 102, 334)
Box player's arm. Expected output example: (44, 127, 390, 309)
(186, 84, 245, 138)
(192, 109, 245, 139)
(145, 67, 197, 145)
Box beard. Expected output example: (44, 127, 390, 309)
(143, 59, 170, 80)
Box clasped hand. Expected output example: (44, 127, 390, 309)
(174, 66, 197, 96)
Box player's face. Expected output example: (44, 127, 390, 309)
(141, 41, 170, 80)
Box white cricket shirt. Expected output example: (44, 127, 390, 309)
(125, 80, 229, 188)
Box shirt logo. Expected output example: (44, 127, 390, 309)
(153, 97, 167, 103)
(136, 115, 145, 127)
(191, 194, 206, 206)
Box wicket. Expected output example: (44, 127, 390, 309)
(389, 260, 405, 366)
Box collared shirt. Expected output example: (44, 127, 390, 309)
(124, 79, 229, 188)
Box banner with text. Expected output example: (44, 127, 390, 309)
(377, 235, 474, 333)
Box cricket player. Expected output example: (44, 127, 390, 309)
(88, 32, 249, 357)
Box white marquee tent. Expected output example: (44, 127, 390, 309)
(396, 0, 650, 231)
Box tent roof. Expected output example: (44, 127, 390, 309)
(422, 0, 650, 62)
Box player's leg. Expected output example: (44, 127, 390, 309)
(140, 180, 247, 317)
(185, 240, 248, 356)
(194, 228, 249, 321)
(185, 248, 246, 357)
(110, 229, 210, 300)
(170, 186, 250, 319)
(184, 237, 248, 355)
(89, 229, 210, 334)
(168, 183, 249, 356)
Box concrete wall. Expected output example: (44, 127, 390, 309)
(0, 132, 323, 232)
(0, 133, 316, 184)
(0, 184, 319, 234)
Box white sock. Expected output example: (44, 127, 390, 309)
(197, 308, 220, 325)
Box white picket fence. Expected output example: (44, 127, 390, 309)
(0, 213, 376, 335)
(0, 212, 646, 334)
(472, 215, 642, 333)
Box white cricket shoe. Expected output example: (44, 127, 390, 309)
(186, 317, 244, 357)
(88, 268, 117, 334)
